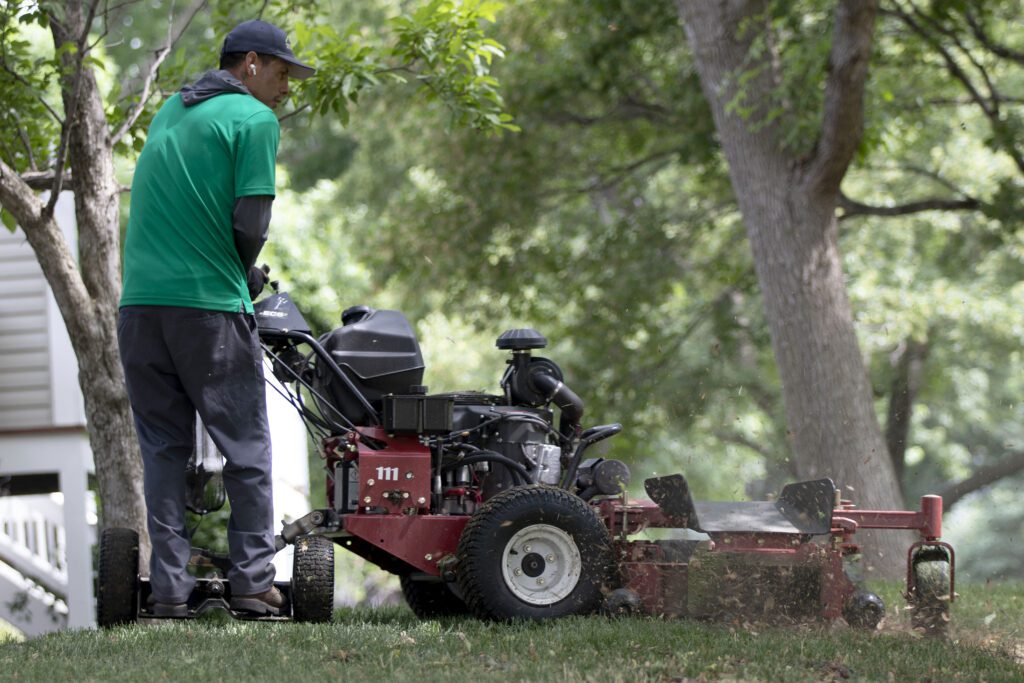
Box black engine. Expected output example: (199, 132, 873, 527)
(256, 294, 628, 516)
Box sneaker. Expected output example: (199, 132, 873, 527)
(230, 586, 286, 616)
(146, 595, 188, 618)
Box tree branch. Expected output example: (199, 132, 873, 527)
(538, 147, 681, 200)
(806, 0, 878, 194)
(898, 163, 973, 195)
(884, 337, 928, 480)
(837, 191, 979, 220)
(714, 429, 774, 460)
(20, 170, 75, 192)
(965, 8, 1024, 66)
(909, 4, 1000, 115)
(99, 0, 147, 17)
(111, 0, 208, 146)
(850, 161, 969, 195)
(937, 451, 1024, 510)
(45, 0, 102, 217)
(884, 3, 995, 117)
(542, 98, 674, 127)
(883, 0, 1024, 176)
(277, 103, 311, 124)
(895, 96, 1024, 109)
(11, 112, 38, 171)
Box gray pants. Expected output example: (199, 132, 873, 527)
(117, 306, 276, 603)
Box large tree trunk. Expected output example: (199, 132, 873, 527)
(679, 0, 907, 575)
(53, 5, 151, 565)
(0, 0, 150, 565)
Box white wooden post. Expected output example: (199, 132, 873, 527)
(58, 445, 95, 630)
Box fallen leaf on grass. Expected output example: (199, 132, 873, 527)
(329, 650, 357, 662)
(813, 660, 852, 680)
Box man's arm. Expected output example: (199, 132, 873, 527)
(233, 194, 273, 271)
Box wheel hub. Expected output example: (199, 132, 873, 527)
(501, 524, 581, 606)
(521, 552, 545, 577)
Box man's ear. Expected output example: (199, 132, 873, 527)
(245, 51, 259, 76)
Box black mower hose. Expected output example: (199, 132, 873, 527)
(441, 452, 531, 486)
(530, 371, 584, 438)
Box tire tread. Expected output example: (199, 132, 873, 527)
(292, 535, 334, 623)
(97, 527, 139, 628)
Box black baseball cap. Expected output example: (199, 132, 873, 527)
(221, 20, 316, 80)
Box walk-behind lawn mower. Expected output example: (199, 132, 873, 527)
(97, 291, 955, 634)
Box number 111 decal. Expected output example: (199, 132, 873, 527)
(375, 466, 399, 481)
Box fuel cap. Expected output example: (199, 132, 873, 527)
(496, 328, 547, 350)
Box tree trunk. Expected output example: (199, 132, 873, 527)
(885, 337, 929, 481)
(679, 0, 907, 575)
(50, 0, 151, 566)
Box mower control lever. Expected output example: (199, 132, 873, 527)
(561, 423, 623, 490)
(579, 424, 623, 443)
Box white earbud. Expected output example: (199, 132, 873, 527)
(249, 64, 257, 76)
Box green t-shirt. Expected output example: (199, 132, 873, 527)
(121, 92, 280, 314)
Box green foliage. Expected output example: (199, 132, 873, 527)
(259, 177, 378, 335)
(390, 0, 517, 131)
(3, 0, 518, 174)
(256, 0, 517, 130)
(290, 20, 397, 125)
(1, 207, 16, 232)
(945, 478, 1024, 582)
(727, 0, 834, 154)
(0, 4, 63, 175)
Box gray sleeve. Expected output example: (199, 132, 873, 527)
(233, 195, 273, 271)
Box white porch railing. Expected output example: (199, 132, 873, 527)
(0, 433, 96, 636)
(0, 494, 73, 636)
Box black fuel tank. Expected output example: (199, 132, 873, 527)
(315, 307, 424, 425)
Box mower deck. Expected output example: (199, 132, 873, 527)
(645, 474, 835, 534)
(137, 579, 294, 621)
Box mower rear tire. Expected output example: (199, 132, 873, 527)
(457, 485, 613, 621)
(399, 575, 468, 618)
(911, 555, 951, 638)
(292, 535, 334, 623)
(97, 527, 140, 628)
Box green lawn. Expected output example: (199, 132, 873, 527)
(1, 582, 1020, 682)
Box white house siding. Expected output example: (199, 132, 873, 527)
(0, 228, 53, 430)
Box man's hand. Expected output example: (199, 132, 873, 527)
(247, 264, 270, 300)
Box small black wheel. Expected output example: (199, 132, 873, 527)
(911, 552, 951, 637)
(457, 485, 613, 621)
(97, 527, 140, 628)
(399, 575, 468, 618)
(844, 589, 885, 629)
(604, 588, 644, 617)
(292, 535, 334, 623)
